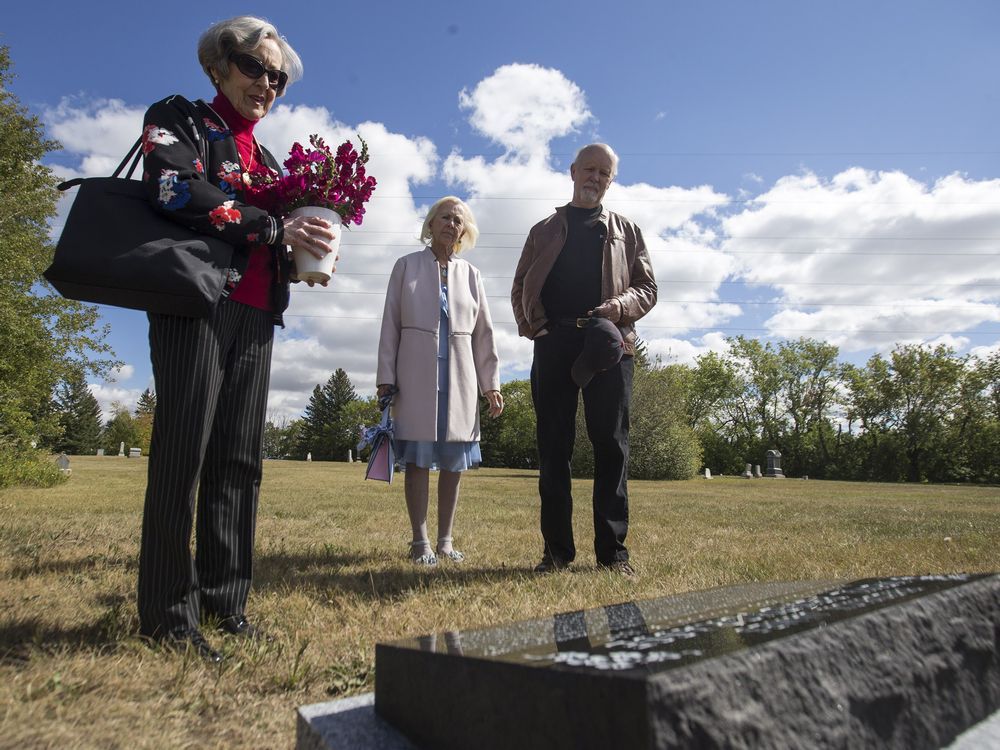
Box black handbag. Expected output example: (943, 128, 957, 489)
(43, 117, 235, 318)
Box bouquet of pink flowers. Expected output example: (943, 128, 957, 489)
(248, 134, 376, 226)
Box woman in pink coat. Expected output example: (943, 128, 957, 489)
(377, 197, 504, 565)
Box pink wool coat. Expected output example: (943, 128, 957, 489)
(377, 247, 501, 442)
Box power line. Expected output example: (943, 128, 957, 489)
(329, 271, 1000, 287)
(370, 195, 1000, 206)
(281, 312, 1000, 336)
(466, 150, 1000, 157)
(340, 228, 1000, 238)
(292, 288, 1000, 308)
(341, 245, 1000, 258)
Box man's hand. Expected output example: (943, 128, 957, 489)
(590, 298, 622, 322)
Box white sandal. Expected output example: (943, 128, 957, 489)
(436, 537, 465, 563)
(409, 540, 437, 566)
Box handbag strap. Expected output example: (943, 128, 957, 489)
(57, 97, 209, 192)
(118, 137, 144, 179)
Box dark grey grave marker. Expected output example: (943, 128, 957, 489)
(764, 448, 784, 478)
(373, 574, 1000, 750)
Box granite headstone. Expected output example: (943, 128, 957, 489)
(369, 574, 1000, 750)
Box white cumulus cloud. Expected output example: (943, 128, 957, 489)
(721, 168, 1000, 351)
(458, 63, 591, 163)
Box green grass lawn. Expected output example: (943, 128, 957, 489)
(1, 456, 998, 748)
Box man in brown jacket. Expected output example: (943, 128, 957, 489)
(511, 143, 657, 576)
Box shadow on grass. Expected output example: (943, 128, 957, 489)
(253, 547, 538, 600)
(0, 593, 134, 664)
(1, 550, 542, 659)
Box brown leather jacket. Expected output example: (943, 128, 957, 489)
(511, 205, 657, 354)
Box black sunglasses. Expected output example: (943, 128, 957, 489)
(228, 53, 288, 95)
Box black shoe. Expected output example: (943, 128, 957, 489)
(163, 627, 223, 663)
(534, 555, 569, 573)
(598, 560, 637, 578)
(217, 614, 271, 641)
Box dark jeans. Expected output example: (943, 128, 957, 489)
(530, 326, 633, 565)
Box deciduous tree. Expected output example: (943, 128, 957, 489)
(0, 46, 116, 484)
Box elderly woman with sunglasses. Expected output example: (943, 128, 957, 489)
(135, 15, 332, 661)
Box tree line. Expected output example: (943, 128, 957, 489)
(263, 368, 380, 461)
(44, 374, 159, 458)
(658, 337, 998, 483)
(261, 336, 999, 485)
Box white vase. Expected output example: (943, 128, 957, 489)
(288, 205, 342, 283)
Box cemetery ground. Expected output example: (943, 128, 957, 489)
(1, 458, 998, 749)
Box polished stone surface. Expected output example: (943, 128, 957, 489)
(375, 574, 1000, 750)
(384, 576, 985, 673)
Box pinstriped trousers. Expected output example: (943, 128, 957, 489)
(137, 300, 273, 638)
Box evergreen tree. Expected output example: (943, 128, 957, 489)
(51, 369, 102, 455)
(0, 46, 117, 484)
(135, 389, 156, 417)
(327, 368, 358, 411)
(296, 369, 359, 461)
(297, 384, 335, 460)
(327, 369, 359, 460)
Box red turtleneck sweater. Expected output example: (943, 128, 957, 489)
(210, 93, 273, 311)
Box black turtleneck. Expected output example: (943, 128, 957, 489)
(541, 204, 605, 319)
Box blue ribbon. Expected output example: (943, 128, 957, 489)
(357, 413, 392, 453)
(357, 389, 397, 453)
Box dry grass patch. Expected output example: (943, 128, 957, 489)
(1, 457, 998, 748)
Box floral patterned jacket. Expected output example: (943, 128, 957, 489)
(141, 94, 291, 324)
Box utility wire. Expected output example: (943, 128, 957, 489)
(328, 271, 1000, 287)
(281, 311, 1000, 336)
(291, 290, 1000, 309)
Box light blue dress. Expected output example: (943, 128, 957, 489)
(395, 270, 482, 472)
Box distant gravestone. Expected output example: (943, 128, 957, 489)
(56, 453, 71, 474)
(703, 468, 711, 479)
(742, 463, 752, 479)
(96, 448, 105, 456)
(128, 447, 141, 458)
(118, 441, 125, 457)
(351, 574, 1000, 750)
(754, 464, 762, 478)
(764, 449, 785, 478)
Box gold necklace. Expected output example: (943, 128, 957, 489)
(203, 102, 259, 186)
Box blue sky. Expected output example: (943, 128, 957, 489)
(5, 1, 1000, 420)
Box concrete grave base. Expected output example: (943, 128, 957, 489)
(298, 698, 1000, 750)
(297, 693, 415, 750)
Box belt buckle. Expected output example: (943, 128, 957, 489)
(575, 317, 589, 328)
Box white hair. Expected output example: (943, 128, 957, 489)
(419, 197, 480, 254)
(197, 16, 304, 92)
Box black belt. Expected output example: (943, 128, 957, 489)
(552, 317, 592, 328)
